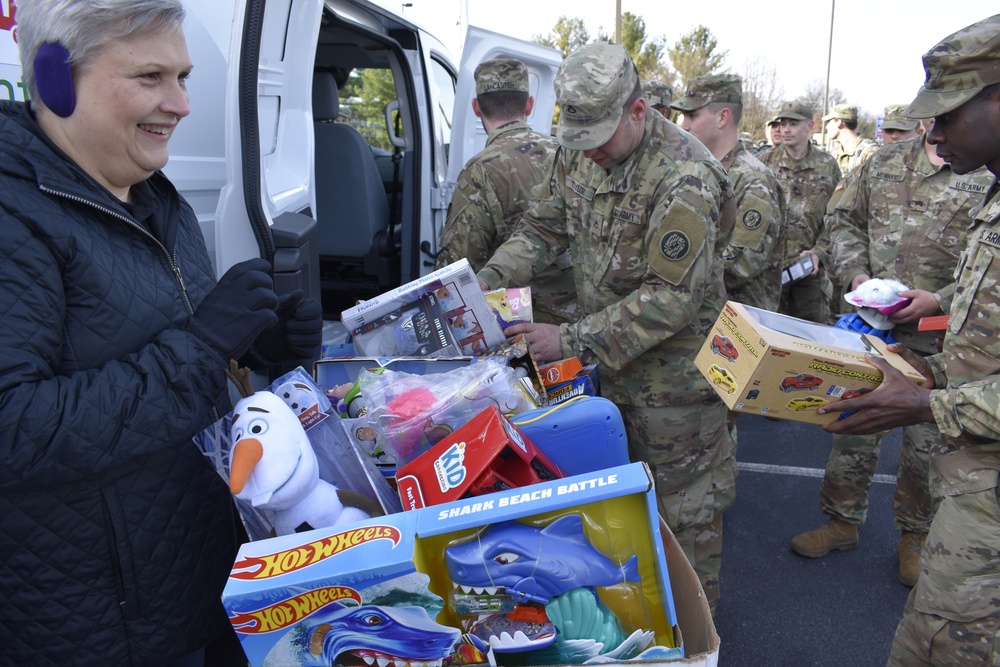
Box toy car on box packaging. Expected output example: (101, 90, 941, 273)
(395, 404, 564, 510)
(694, 301, 925, 425)
(221, 462, 684, 666)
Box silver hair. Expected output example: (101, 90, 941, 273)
(16, 0, 185, 102)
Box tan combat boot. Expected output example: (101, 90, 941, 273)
(898, 531, 927, 587)
(789, 518, 859, 558)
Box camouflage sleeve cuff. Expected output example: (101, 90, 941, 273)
(477, 267, 502, 291)
(558, 323, 576, 361)
(929, 381, 1000, 441)
(933, 285, 954, 313)
(928, 354, 949, 388)
(929, 388, 963, 438)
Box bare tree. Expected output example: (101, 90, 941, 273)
(737, 55, 784, 142)
(795, 79, 846, 120)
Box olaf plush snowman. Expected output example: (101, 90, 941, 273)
(226, 364, 381, 536)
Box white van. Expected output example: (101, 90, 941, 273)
(1, 0, 560, 324)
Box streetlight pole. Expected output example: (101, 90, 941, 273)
(822, 0, 835, 147)
(615, 0, 622, 44)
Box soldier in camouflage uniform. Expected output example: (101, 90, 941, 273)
(761, 102, 841, 323)
(792, 112, 993, 587)
(824, 104, 880, 177)
(820, 14, 1000, 665)
(437, 58, 577, 324)
(643, 79, 674, 117)
(881, 104, 921, 145)
(478, 43, 737, 613)
(672, 73, 786, 312)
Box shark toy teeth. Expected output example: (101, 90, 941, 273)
(444, 514, 641, 606)
(467, 605, 557, 653)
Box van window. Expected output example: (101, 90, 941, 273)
(428, 57, 456, 166)
(341, 67, 398, 152)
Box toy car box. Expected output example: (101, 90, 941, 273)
(511, 396, 629, 477)
(222, 462, 688, 666)
(695, 301, 925, 425)
(395, 404, 565, 510)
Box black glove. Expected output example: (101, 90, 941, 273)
(187, 258, 279, 361)
(253, 290, 324, 363)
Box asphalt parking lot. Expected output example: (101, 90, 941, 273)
(714, 414, 912, 666)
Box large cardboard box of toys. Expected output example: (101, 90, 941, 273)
(221, 462, 721, 666)
(696, 301, 925, 425)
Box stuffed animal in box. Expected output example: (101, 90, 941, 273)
(226, 363, 382, 536)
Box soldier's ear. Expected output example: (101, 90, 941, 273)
(34, 42, 76, 118)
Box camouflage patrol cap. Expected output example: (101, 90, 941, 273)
(822, 104, 859, 123)
(881, 104, 918, 131)
(475, 58, 530, 97)
(643, 79, 674, 109)
(905, 14, 1000, 118)
(773, 100, 814, 122)
(555, 42, 639, 150)
(670, 74, 743, 112)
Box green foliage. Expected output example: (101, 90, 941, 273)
(532, 16, 590, 59)
(339, 68, 399, 151)
(667, 25, 728, 88)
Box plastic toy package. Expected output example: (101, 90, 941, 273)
(417, 498, 681, 665)
(486, 287, 533, 331)
(360, 359, 539, 467)
(194, 366, 401, 541)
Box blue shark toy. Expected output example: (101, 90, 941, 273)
(445, 514, 650, 662)
(270, 602, 461, 666)
(445, 514, 640, 606)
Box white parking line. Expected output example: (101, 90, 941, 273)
(738, 461, 897, 485)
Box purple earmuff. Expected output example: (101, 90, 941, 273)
(34, 42, 75, 118)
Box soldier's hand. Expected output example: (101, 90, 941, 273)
(800, 249, 820, 275)
(851, 273, 872, 291)
(503, 322, 563, 363)
(818, 350, 934, 434)
(889, 289, 941, 324)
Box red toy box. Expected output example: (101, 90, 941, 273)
(395, 404, 564, 510)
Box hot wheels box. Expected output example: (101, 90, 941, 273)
(222, 462, 685, 666)
(695, 301, 925, 424)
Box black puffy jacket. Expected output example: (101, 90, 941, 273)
(0, 101, 243, 665)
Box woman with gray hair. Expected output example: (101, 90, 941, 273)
(0, 1, 319, 664)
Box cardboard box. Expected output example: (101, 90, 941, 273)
(395, 404, 564, 510)
(538, 357, 584, 386)
(695, 301, 925, 424)
(222, 462, 692, 666)
(545, 364, 600, 405)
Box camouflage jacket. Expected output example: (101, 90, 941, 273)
(928, 180, 1000, 443)
(479, 113, 735, 406)
(437, 121, 578, 322)
(760, 143, 840, 262)
(720, 142, 786, 312)
(829, 136, 993, 353)
(829, 134, 880, 177)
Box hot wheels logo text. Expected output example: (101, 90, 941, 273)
(230, 525, 401, 580)
(229, 585, 361, 634)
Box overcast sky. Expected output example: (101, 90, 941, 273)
(379, 0, 997, 117)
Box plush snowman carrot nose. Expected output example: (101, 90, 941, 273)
(226, 363, 382, 536)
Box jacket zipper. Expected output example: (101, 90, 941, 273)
(39, 185, 223, 424)
(38, 184, 195, 314)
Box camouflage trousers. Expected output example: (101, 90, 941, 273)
(887, 448, 1000, 666)
(622, 398, 737, 615)
(780, 270, 832, 324)
(821, 421, 947, 532)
